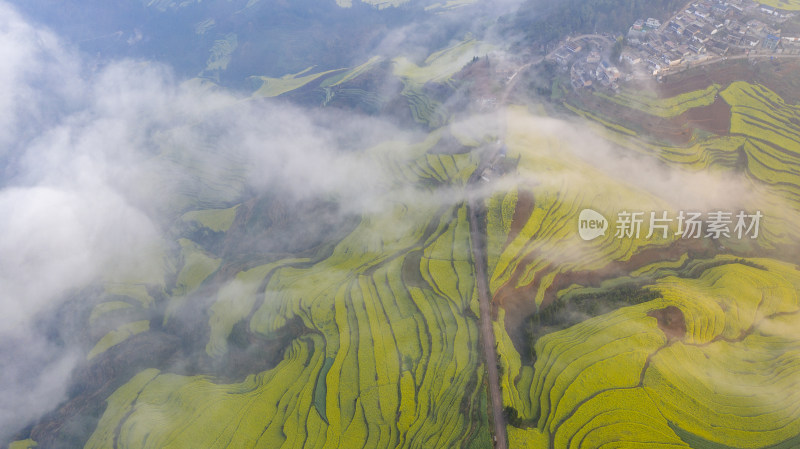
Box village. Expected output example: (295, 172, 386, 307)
(547, 0, 800, 92)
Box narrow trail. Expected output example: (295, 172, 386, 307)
(467, 186, 508, 449)
(466, 63, 532, 449)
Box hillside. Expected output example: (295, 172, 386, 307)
(5, 0, 800, 448)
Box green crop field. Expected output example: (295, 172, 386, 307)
(564, 102, 638, 136)
(564, 81, 800, 250)
(104, 283, 155, 308)
(487, 79, 800, 448)
(7, 439, 37, 449)
(594, 84, 720, 118)
(182, 205, 239, 232)
(88, 320, 151, 360)
(172, 239, 222, 297)
(495, 258, 800, 448)
(22, 35, 800, 447)
(756, 0, 800, 10)
(489, 107, 675, 305)
(74, 84, 800, 449)
(252, 67, 346, 98)
(322, 56, 383, 88)
(84, 125, 491, 448)
(15, 1, 800, 448)
(393, 39, 494, 85)
(89, 301, 134, 325)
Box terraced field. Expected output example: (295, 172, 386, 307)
(524, 258, 800, 448)
(252, 67, 347, 98)
(393, 39, 495, 86)
(491, 80, 800, 448)
(82, 129, 493, 448)
(490, 107, 676, 308)
(565, 81, 800, 245)
(484, 107, 680, 429)
(393, 39, 495, 127)
(14, 36, 800, 447)
(243, 39, 489, 129)
(594, 84, 720, 118)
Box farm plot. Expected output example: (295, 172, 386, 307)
(505, 258, 800, 448)
(85, 127, 491, 448)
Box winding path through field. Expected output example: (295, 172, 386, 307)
(467, 180, 507, 449)
(465, 61, 535, 449)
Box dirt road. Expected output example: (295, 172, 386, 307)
(467, 186, 508, 449)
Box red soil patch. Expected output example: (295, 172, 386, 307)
(658, 73, 717, 98)
(505, 190, 535, 245)
(657, 58, 800, 104)
(496, 238, 714, 349)
(575, 91, 731, 145)
(682, 96, 731, 136)
(657, 60, 757, 97)
(576, 93, 693, 144)
(648, 306, 686, 341)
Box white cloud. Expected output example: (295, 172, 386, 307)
(0, 2, 419, 440)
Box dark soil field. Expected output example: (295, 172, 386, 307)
(660, 59, 800, 104)
(571, 90, 731, 145)
(683, 96, 731, 136)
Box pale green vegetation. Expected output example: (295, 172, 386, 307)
(87, 320, 151, 360)
(486, 188, 517, 274)
(172, 239, 221, 297)
(401, 84, 449, 128)
(566, 81, 800, 252)
(506, 427, 548, 449)
(163, 237, 223, 324)
(501, 258, 800, 448)
(564, 103, 638, 136)
(86, 127, 490, 448)
(487, 96, 800, 448)
(84, 369, 161, 449)
(89, 301, 134, 325)
(490, 106, 675, 305)
(206, 258, 308, 357)
(182, 205, 239, 232)
(104, 283, 154, 308)
(252, 67, 346, 98)
(756, 0, 800, 10)
(204, 33, 237, 72)
(393, 39, 494, 85)
(78, 66, 800, 449)
(392, 40, 495, 127)
(7, 439, 37, 449)
(321, 56, 383, 88)
(646, 135, 744, 170)
(594, 84, 720, 118)
(721, 82, 800, 204)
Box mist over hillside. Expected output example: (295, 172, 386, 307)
(0, 0, 517, 444)
(4, 0, 800, 448)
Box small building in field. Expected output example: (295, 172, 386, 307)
(763, 34, 780, 50)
